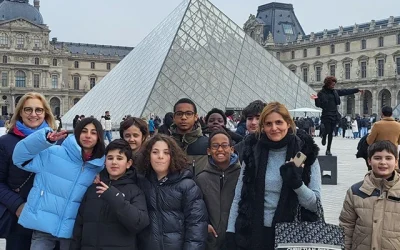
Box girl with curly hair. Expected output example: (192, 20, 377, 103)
(136, 134, 208, 250)
(311, 76, 362, 155)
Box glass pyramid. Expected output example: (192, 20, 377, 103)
(62, 0, 316, 124)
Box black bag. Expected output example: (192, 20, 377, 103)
(356, 133, 369, 159)
(275, 199, 344, 249)
(0, 172, 33, 238)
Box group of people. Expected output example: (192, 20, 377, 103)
(0, 78, 400, 250)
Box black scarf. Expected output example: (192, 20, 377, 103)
(235, 130, 319, 249)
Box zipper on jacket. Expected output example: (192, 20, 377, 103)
(192, 160, 196, 176)
(56, 162, 85, 236)
(155, 184, 164, 250)
(219, 172, 225, 191)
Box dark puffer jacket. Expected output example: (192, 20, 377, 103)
(70, 169, 149, 250)
(138, 169, 208, 250)
(0, 130, 34, 236)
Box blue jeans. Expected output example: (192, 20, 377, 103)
(104, 130, 112, 143)
(30, 231, 70, 250)
(360, 127, 368, 137)
(353, 132, 359, 139)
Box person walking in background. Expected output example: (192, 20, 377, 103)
(359, 116, 369, 138)
(196, 130, 240, 250)
(12, 118, 105, 250)
(158, 112, 174, 136)
(351, 118, 359, 139)
(339, 117, 348, 138)
(104, 111, 112, 143)
(312, 76, 362, 155)
(148, 117, 155, 137)
(136, 134, 208, 250)
(70, 139, 149, 250)
(367, 106, 400, 147)
(340, 140, 400, 250)
(73, 115, 79, 129)
(0, 92, 57, 250)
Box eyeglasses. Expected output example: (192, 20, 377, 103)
(174, 111, 195, 118)
(210, 143, 230, 150)
(23, 107, 44, 115)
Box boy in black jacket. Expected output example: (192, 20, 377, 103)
(70, 139, 149, 250)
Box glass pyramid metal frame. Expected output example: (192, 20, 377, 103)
(63, 0, 316, 123)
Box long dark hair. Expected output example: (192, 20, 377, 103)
(74, 117, 105, 159)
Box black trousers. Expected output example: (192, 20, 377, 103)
(322, 121, 337, 150)
(251, 227, 275, 250)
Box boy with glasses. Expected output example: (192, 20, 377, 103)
(171, 98, 208, 174)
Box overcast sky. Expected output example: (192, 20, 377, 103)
(38, 0, 400, 47)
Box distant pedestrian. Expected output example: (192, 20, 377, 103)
(351, 118, 359, 139)
(148, 117, 155, 136)
(103, 111, 112, 143)
(158, 112, 174, 136)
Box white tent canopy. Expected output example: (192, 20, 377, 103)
(289, 108, 322, 113)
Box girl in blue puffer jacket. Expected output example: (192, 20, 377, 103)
(12, 118, 105, 250)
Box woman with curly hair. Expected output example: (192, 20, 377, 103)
(311, 76, 362, 155)
(136, 134, 208, 250)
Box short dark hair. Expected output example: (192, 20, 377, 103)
(74, 117, 105, 159)
(323, 76, 337, 87)
(119, 117, 149, 141)
(105, 139, 133, 161)
(205, 108, 227, 125)
(208, 130, 233, 148)
(368, 140, 398, 160)
(136, 134, 188, 174)
(242, 100, 267, 118)
(173, 98, 197, 113)
(382, 106, 393, 117)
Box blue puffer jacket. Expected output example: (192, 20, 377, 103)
(12, 128, 105, 239)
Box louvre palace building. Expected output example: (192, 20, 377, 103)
(0, 0, 132, 116)
(244, 2, 400, 117)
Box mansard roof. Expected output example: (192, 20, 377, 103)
(52, 41, 133, 58)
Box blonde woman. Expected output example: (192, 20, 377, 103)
(0, 92, 56, 250)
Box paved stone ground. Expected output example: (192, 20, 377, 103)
(0, 136, 366, 249)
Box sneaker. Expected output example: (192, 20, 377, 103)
(326, 150, 332, 156)
(322, 137, 326, 146)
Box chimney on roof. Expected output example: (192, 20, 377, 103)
(34, 0, 40, 11)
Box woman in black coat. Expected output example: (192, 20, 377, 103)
(136, 134, 208, 250)
(312, 76, 361, 155)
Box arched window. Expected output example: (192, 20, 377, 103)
(15, 71, 26, 87)
(0, 33, 8, 46)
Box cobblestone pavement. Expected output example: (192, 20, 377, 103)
(0, 136, 366, 249)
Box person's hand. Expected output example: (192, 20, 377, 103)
(208, 224, 218, 238)
(47, 130, 68, 142)
(280, 161, 303, 190)
(93, 174, 100, 184)
(96, 181, 109, 197)
(16, 203, 25, 217)
(310, 94, 318, 100)
(359, 89, 364, 94)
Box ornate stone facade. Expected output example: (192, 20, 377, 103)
(0, 2, 132, 116)
(244, 5, 400, 117)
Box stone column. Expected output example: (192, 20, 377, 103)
(372, 89, 378, 114)
(355, 94, 361, 115)
(391, 89, 397, 108)
(341, 96, 347, 115)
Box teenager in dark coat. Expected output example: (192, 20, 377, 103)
(312, 76, 361, 155)
(137, 134, 208, 250)
(70, 139, 149, 250)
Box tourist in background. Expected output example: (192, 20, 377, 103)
(12, 118, 105, 250)
(148, 117, 155, 137)
(137, 134, 208, 250)
(226, 102, 321, 250)
(0, 92, 57, 250)
(158, 112, 174, 136)
(367, 106, 400, 147)
(312, 76, 361, 155)
(351, 118, 359, 139)
(204, 108, 243, 145)
(196, 130, 240, 250)
(103, 111, 112, 143)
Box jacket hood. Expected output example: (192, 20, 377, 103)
(206, 153, 240, 174)
(362, 170, 400, 194)
(62, 135, 105, 168)
(100, 168, 136, 185)
(171, 123, 203, 149)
